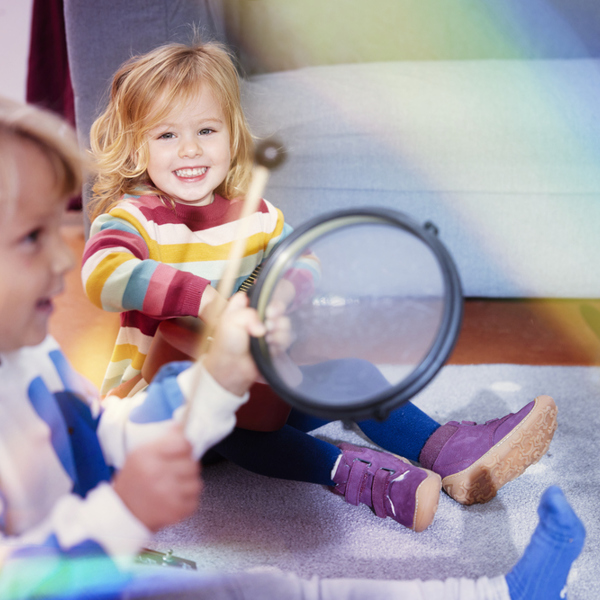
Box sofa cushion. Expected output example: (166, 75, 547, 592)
(242, 59, 600, 297)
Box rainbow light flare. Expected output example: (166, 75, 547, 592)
(236, 1, 600, 360)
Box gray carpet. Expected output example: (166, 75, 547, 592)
(149, 365, 599, 599)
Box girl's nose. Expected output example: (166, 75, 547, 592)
(179, 136, 203, 159)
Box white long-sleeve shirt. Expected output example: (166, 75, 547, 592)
(0, 336, 248, 597)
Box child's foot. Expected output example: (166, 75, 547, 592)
(419, 395, 558, 505)
(331, 443, 441, 532)
(505, 486, 585, 600)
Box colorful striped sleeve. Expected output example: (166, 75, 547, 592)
(82, 212, 208, 318)
(262, 202, 293, 259)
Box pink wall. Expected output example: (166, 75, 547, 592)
(0, 0, 33, 101)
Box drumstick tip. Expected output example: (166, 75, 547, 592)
(254, 138, 286, 169)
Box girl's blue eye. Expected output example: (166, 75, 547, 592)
(199, 128, 213, 135)
(159, 132, 175, 140)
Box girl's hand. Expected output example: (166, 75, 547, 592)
(264, 299, 294, 355)
(203, 293, 266, 396)
(269, 279, 296, 312)
(265, 298, 303, 386)
(112, 424, 201, 532)
(198, 285, 228, 327)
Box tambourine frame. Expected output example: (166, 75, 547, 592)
(248, 207, 463, 421)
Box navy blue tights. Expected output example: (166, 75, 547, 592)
(212, 359, 441, 486)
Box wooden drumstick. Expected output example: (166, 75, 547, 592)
(215, 140, 286, 302)
(182, 139, 286, 422)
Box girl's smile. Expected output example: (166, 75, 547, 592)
(174, 167, 208, 178)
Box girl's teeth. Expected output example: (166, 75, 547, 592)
(175, 167, 207, 177)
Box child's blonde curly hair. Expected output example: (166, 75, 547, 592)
(88, 41, 254, 222)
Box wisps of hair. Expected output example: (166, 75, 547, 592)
(88, 40, 254, 222)
(0, 96, 85, 212)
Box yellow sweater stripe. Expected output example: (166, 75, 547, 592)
(85, 253, 137, 309)
(143, 230, 270, 263)
(110, 344, 147, 371)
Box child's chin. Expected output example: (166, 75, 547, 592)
(25, 331, 48, 349)
(0, 330, 46, 353)
(25, 319, 50, 347)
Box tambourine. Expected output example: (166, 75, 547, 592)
(247, 207, 463, 421)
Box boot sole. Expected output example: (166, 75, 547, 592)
(442, 395, 558, 505)
(412, 469, 442, 532)
(395, 455, 442, 532)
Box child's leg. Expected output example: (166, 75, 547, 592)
(293, 358, 442, 460)
(357, 402, 441, 462)
(212, 426, 339, 485)
(212, 427, 440, 531)
(505, 486, 585, 600)
(288, 357, 557, 507)
(260, 358, 558, 508)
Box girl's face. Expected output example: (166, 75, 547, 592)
(145, 86, 232, 206)
(0, 138, 73, 353)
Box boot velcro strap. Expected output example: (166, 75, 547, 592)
(345, 459, 370, 506)
(372, 469, 392, 518)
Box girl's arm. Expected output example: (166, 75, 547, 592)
(198, 283, 228, 326)
(82, 211, 210, 320)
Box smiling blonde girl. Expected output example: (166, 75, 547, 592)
(82, 41, 558, 534)
(83, 41, 289, 396)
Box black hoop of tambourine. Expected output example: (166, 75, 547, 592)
(248, 207, 464, 422)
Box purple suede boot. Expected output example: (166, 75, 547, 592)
(420, 395, 558, 505)
(332, 443, 441, 531)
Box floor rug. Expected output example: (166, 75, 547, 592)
(150, 364, 599, 599)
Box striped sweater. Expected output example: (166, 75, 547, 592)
(82, 194, 297, 395)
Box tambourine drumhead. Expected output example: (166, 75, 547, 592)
(249, 208, 463, 421)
